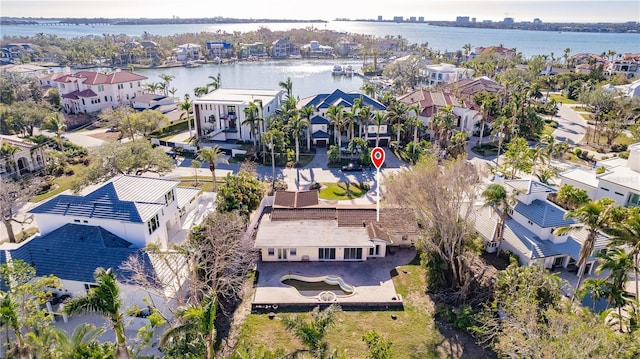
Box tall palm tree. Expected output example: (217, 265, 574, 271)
(357, 104, 372, 140)
(432, 105, 455, 147)
(556, 198, 616, 300)
(179, 94, 193, 138)
(326, 105, 347, 149)
(63, 268, 130, 359)
(145, 82, 159, 94)
(372, 111, 388, 148)
(594, 248, 635, 331)
(300, 105, 314, 151)
(388, 101, 408, 145)
(288, 113, 308, 164)
(279, 77, 293, 98)
(194, 86, 209, 97)
(42, 113, 67, 151)
(242, 101, 261, 148)
(51, 323, 107, 358)
(605, 208, 640, 301)
(482, 183, 515, 256)
(197, 146, 226, 192)
(159, 74, 174, 96)
(160, 294, 218, 359)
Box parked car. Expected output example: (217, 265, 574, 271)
(341, 162, 363, 171)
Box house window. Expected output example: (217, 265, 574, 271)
(267, 248, 274, 256)
(73, 219, 80, 223)
(130, 82, 133, 88)
(318, 248, 336, 260)
(84, 283, 98, 292)
(147, 214, 160, 234)
(614, 191, 624, 197)
(98, 85, 104, 92)
(165, 190, 175, 205)
(600, 187, 610, 192)
(344, 248, 362, 260)
(628, 193, 640, 207)
(138, 81, 141, 87)
(290, 248, 297, 256)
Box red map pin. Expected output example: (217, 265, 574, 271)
(371, 147, 385, 169)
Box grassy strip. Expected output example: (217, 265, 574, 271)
(29, 164, 84, 203)
(318, 182, 367, 200)
(549, 94, 579, 104)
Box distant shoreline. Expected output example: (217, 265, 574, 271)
(0, 17, 327, 26)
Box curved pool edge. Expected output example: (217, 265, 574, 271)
(280, 273, 356, 297)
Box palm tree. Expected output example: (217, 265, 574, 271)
(0, 293, 30, 358)
(242, 101, 262, 148)
(326, 104, 347, 149)
(179, 94, 193, 138)
(361, 82, 377, 99)
(52, 323, 107, 358)
(42, 113, 67, 151)
(282, 305, 339, 358)
(556, 198, 616, 300)
(160, 294, 218, 359)
(279, 77, 293, 98)
(207, 73, 221, 92)
(63, 268, 130, 359)
(447, 132, 467, 158)
(300, 105, 314, 151)
(159, 74, 174, 96)
(196, 146, 226, 192)
(432, 105, 455, 147)
(357, 104, 372, 140)
(194, 86, 209, 97)
(594, 248, 635, 331)
(288, 113, 308, 164)
(482, 183, 515, 256)
(372, 111, 388, 148)
(388, 101, 408, 145)
(145, 82, 159, 94)
(605, 208, 640, 301)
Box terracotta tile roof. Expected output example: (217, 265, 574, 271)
(270, 207, 336, 221)
(61, 89, 98, 99)
(452, 77, 504, 96)
(273, 190, 319, 208)
(367, 222, 391, 242)
(55, 70, 147, 85)
(398, 90, 462, 117)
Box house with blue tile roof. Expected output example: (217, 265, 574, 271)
(299, 89, 388, 147)
(28, 175, 202, 249)
(475, 179, 609, 275)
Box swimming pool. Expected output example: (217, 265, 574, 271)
(280, 274, 356, 301)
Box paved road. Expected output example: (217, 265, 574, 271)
(552, 103, 588, 145)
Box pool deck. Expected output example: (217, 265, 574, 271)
(252, 248, 416, 311)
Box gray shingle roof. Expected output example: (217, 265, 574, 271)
(4, 224, 153, 284)
(514, 200, 574, 228)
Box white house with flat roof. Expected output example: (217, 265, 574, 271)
(559, 142, 640, 207)
(192, 88, 284, 142)
(29, 175, 201, 249)
(422, 63, 474, 86)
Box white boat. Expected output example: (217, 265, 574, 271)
(344, 65, 354, 76)
(331, 65, 344, 75)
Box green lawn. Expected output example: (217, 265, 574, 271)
(176, 176, 216, 192)
(235, 259, 446, 358)
(29, 164, 84, 202)
(318, 182, 368, 200)
(549, 94, 579, 104)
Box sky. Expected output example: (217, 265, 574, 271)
(1, 0, 638, 23)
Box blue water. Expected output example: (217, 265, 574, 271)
(133, 59, 364, 100)
(2, 21, 638, 58)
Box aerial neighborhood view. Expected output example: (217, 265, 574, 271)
(1, 0, 640, 357)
